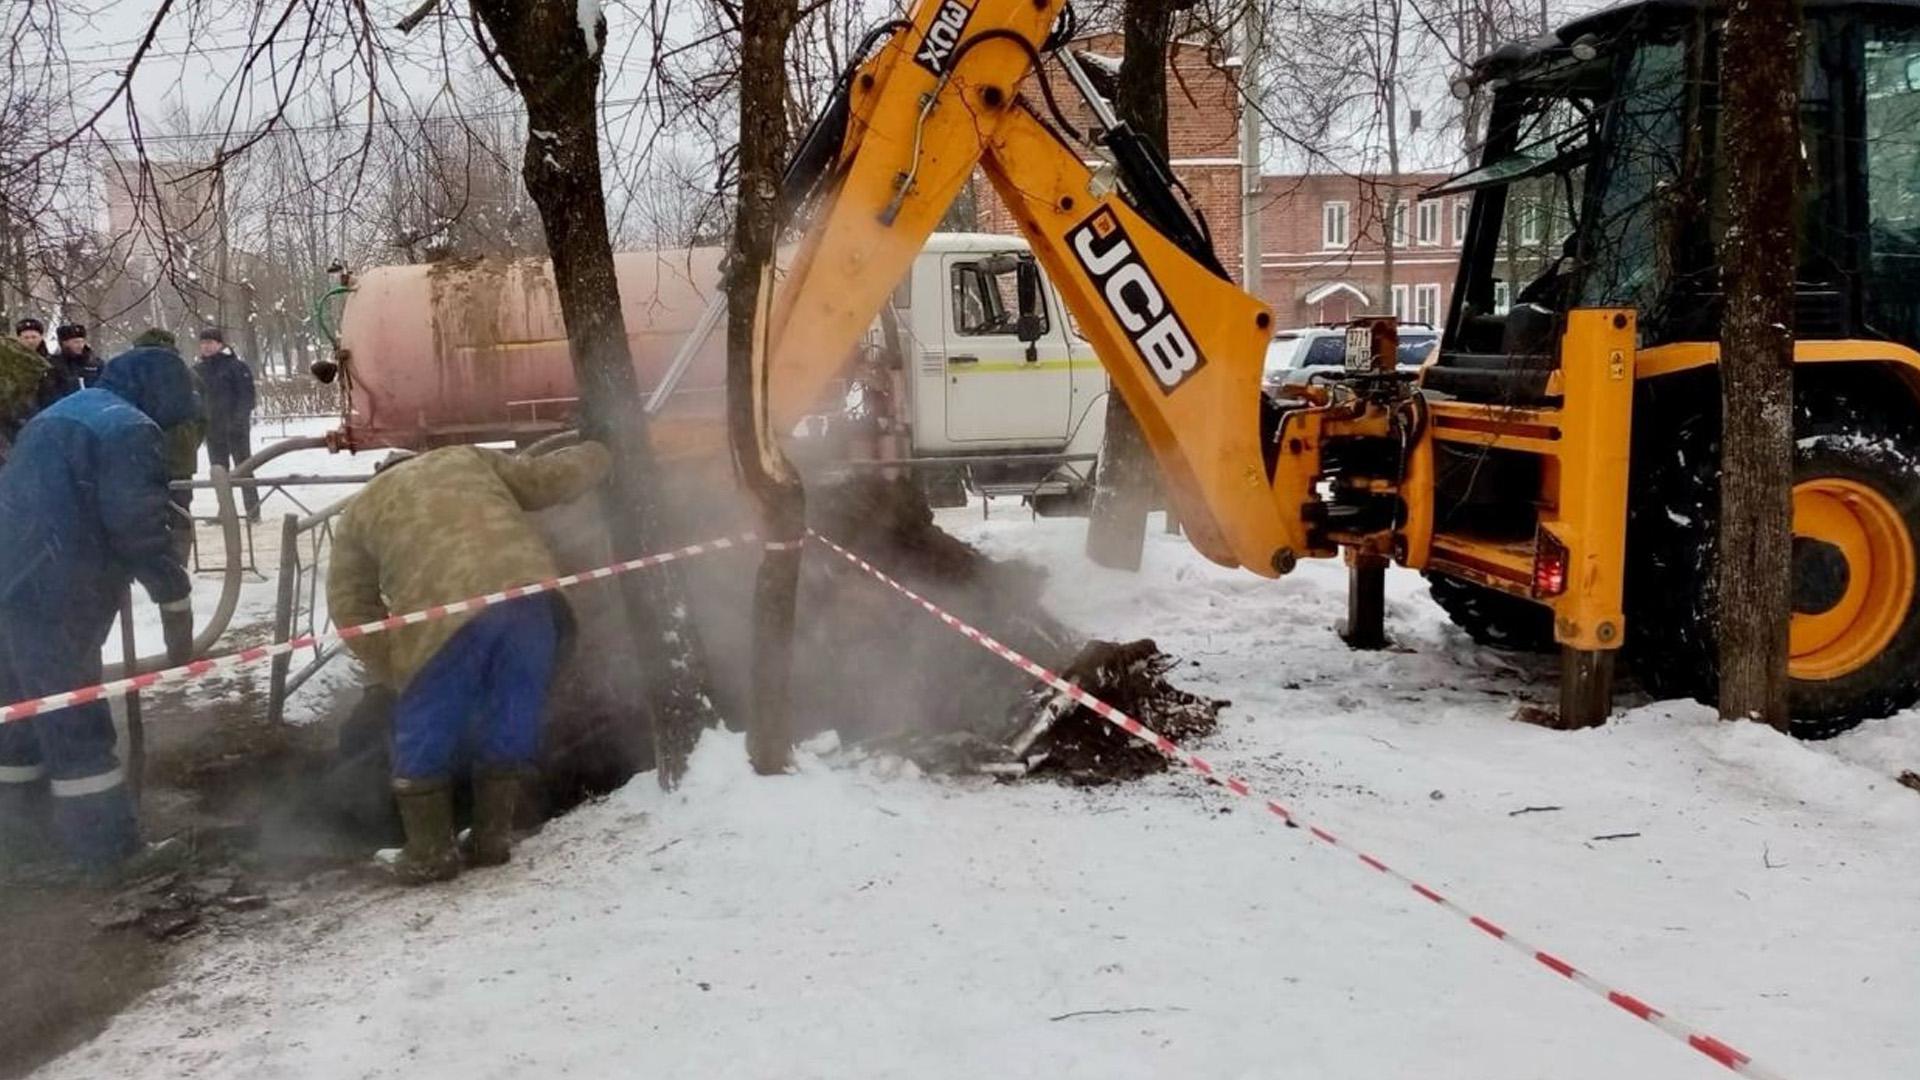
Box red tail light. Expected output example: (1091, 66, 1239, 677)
(1533, 530, 1569, 598)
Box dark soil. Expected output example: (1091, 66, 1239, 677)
(0, 681, 372, 1079)
(1023, 639, 1227, 784)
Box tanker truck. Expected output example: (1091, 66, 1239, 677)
(318, 233, 1107, 507)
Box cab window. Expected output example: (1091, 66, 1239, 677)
(1865, 26, 1920, 345)
(951, 261, 1048, 337)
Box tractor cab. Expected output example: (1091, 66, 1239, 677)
(1415, 0, 1920, 733)
(1430, 0, 1920, 404)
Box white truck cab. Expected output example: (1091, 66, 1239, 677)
(835, 233, 1107, 506)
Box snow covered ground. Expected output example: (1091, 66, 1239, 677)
(39, 507, 1920, 1079)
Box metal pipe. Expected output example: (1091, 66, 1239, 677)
(296, 497, 353, 532)
(267, 512, 300, 726)
(818, 452, 1097, 471)
(117, 587, 144, 801)
(646, 290, 728, 414)
(170, 473, 375, 489)
(519, 429, 583, 458)
(234, 435, 330, 477)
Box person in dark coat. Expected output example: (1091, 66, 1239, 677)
(0, 332, 198, 881)
(193, 328, 259, 520)
(54, 324, 103, 389)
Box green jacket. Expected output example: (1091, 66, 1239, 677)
(327, 443, 612, 689)
(0, 338, 49, 444)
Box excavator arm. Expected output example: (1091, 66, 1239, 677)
(767, 0, 1408, 576)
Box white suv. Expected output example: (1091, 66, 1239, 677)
(1262, 322, 1439, 397)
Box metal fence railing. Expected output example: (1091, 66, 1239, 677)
(267, 498, 351, 725)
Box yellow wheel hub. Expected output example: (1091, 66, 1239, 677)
(1789, 477, 1914, 681)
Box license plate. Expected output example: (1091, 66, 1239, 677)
(1343, 326, 1373, 371)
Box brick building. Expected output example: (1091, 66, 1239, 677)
(1257, 173, 1470, 330)
(973, 33, 1484, 335)
(976, 32, 1245, 286)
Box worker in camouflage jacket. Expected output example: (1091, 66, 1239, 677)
(0, 336, 49, 468)
(327, 441, 611, 884)
(0, 330, 199, 882)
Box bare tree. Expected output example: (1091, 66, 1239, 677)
(726, 0, 802, 776)
(1716, 0, 1801, 729)
(461, 0, 722, 786)
(1084, 0, 1193, 572)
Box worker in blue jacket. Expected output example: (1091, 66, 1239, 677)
(0, 329, 198, 881)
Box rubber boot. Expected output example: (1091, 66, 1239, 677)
(375, 778, 461, 885)
(461, 769, 524, 869)
(0, 781, 54, 884)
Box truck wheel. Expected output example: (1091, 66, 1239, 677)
(1628, 386, 1920, 737)
(920, 468, 969, 509)
(1425, 573, 1556, 652)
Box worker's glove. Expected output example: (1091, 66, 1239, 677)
(160, 602, 194, 667)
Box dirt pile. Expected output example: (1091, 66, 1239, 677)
(1016, 639, 1226, 783)
(797, 477, 1225, 781)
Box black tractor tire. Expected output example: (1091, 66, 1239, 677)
(1627, 382, 1920, 738)
(1425, 573, 1556, 652)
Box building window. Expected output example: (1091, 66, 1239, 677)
(1453, 199, 1469, 246)
(1416, 201, 1442, 246)
(1492, 280, 1512, 314)
(1322, 200, 1350, 249)
(1390, 284, 1410, 320)
(1519, 201, 1544, 246)
(1414, 283, 1441, 326)
(1389, 200, 1408, 247)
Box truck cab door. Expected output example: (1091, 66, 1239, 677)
(941, 252, 1074, 444)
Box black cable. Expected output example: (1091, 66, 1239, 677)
(944, 28, 1083, 143)
(843, 19, 915, 89)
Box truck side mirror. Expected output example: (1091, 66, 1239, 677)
(1015, 256, 1045, 353)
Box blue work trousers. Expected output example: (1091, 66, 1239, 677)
(0, 611, 138, 871)
(392, 596, 560, 782)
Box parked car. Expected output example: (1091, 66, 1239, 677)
(1262, 322, 1439, 397)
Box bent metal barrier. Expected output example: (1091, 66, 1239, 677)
(10, 531, 1791, 1079)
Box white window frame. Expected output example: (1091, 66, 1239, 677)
(1389, 200, 1408, 247)
(1416, 201, 1442, 246)
(1322, 200, 1350, 249)
(1413, 283, 1441, 326)
(1453, 199, 1470, 246)
(1492, 280, 1512, 314)
(1519, 201, 1544, 246)
(1390, 284, 1410, 320)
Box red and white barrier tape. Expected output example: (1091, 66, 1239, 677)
(810, 531, 1789, 1080)
(0, 533, 780, 724)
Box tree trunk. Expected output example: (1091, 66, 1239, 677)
(1085, 0, 1183, 571)
(728, 0, 802, 775)
(471, 0, 720, 786)
(1716, 0, 1801, 730)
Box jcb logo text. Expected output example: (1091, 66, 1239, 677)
(1068, 209, 1204, 392)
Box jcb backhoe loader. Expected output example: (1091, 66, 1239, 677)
(764, 0, 1920, 737)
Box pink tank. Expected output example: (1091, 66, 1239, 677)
(334, 250, 730, 458)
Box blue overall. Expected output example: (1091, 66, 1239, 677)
(0, 346, 197, 871)
(391, 597, 561, 781)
